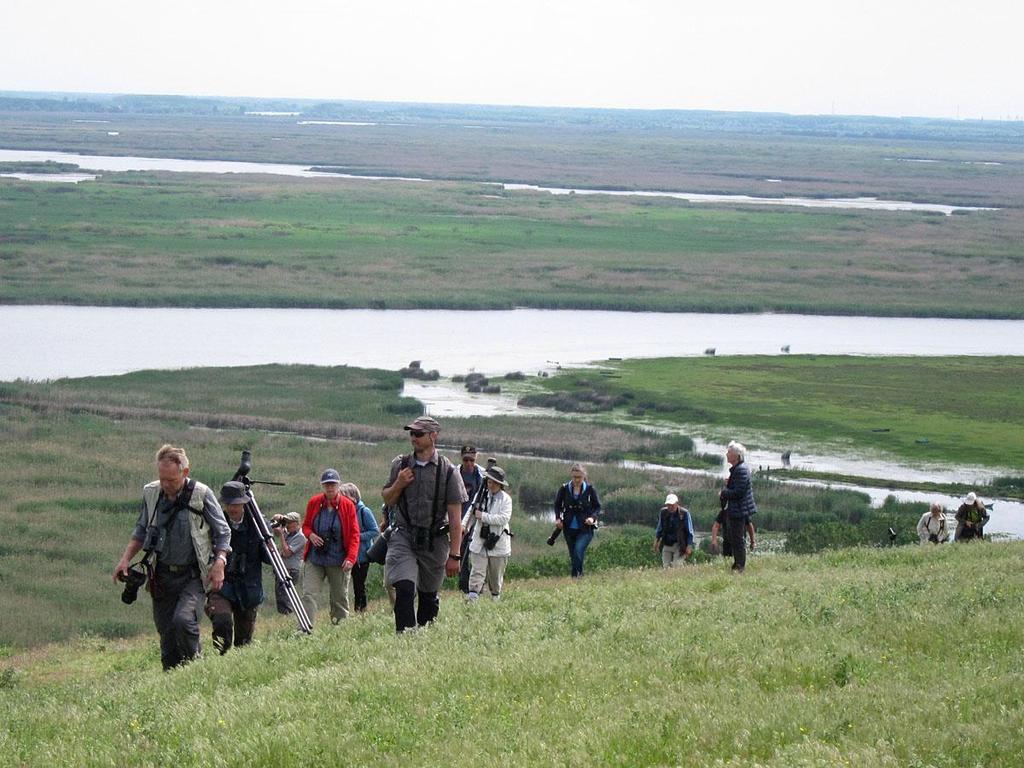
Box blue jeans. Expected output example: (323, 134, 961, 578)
(563, 527, 594, 578)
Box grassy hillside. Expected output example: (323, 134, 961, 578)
(1, 543, 1021, 767)
(0, 367, 923, 650)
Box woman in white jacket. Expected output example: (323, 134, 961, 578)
(462, 465, 512, 601)
(917, 503, 949, 545)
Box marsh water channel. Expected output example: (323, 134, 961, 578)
(2, 304, 1022, 536)
(0, 149, 998, 214)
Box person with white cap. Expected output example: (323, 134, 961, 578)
(462, 465, 513, 601)
(955, 492, 990, 542)
(654, 493, 694, 568)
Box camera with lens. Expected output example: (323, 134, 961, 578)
(118, 566, 148, 604)
(270, 517, 284, 529)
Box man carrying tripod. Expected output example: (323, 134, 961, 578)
(112, 444, 231, 670)
(205, 481, 271, 653)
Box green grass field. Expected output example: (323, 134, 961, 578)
(2, 542, 1021, 767)
(531, 355, 1024, 471)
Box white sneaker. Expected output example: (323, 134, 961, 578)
(465, 591, 479, 602)
(491, 594, 501, 602)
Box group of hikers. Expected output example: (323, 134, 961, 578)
(114, 413, 983, 671)
(915, 492, 991, 545)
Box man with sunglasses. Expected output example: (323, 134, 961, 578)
(382, 416, 467, 632)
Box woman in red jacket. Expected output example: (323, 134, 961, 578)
(300, 468, 360, 626)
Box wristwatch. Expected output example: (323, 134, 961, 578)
(215, 553, 228, 564)
(448, 553, 462, 561)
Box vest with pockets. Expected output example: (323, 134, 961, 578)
(142, 479, 215, 585)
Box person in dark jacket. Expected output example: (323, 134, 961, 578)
(340, 482, 379, 612)
(457, 446, 489, 593)
(554, 462, 601, 578)
(955, 492, 990, 541)
(205, 481, 271, 653)
(718, 441, 757, 573)
(654, 493, 694, 568)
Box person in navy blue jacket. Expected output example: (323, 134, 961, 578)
(553, 462, 601, 578)
(340, 482, 379, 612)
(718, 441, 758, 573)
(205, 481, 271, 653)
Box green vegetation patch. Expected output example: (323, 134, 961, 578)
(1, 170, 1023, 316)
(533, 355, 1024, 469)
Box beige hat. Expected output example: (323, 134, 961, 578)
(665, 493, 679, 506)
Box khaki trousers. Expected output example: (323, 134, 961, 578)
(301, 561, 350, 624)
(468, 550, 509, 597)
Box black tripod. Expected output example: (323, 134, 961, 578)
(232, 450, 313, 634)
(459, 481, 490, 592)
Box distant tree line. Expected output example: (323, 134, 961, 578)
(1, 91, 1022, 142)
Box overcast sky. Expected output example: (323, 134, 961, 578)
(3, 0, 1021, 120)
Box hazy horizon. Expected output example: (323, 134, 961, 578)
(2, 1, 1022, 122)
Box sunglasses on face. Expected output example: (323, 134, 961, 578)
(409, 430, 426, 438)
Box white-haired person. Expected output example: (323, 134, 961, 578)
(955, 492, 990, 542)
(339, 482, 379, 613)
(917, 503, 950, 545)
(717, 441, 757, 573)
(462, 465, 513, 601)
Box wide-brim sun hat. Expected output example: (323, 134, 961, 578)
(219, 480, 248, 506)
(484, 465, 509, 487)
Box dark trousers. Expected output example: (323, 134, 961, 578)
(274, 566, 302, 614)
(351, 562, 370, 612)
(727, 518, 747, 571)
(151, 565, 204, 670)
(563, 527, 595, 578)
(393, 579, 439, 633)
(205, 592, 258, 654)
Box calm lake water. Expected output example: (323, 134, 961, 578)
(3, 307, 1021, 535)
(0, 148, 996, 214)
(4, 305, 1024, 382)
